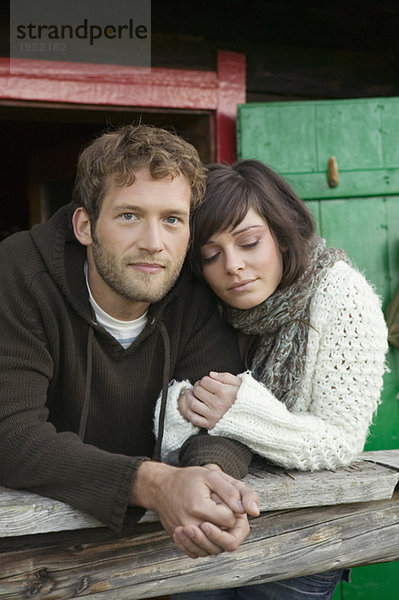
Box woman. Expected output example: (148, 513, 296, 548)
(155, 159, 388, 599)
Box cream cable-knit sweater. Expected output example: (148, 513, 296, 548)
(154, 262, 388, 471)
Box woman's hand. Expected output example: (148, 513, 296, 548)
(178, 372, 241, 429)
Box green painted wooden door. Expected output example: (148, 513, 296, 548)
(237, 98, 399, 600)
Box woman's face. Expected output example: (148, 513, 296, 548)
(200, 207, 284, 309)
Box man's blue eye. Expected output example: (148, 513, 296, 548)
(165, 216, 179, 224)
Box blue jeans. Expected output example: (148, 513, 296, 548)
(171, 569, 346, 600)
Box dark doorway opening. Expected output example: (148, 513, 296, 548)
(0, 101, 214, 239)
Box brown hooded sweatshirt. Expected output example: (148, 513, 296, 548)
(0, 205, 250, 532)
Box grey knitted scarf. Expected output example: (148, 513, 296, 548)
(226, 236, 351, 410)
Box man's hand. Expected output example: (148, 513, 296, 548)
(179, 371, 241, 429)
(173, 511, 251, 558)
(130, 461, 259, 558)
(172, 463, 259, 558)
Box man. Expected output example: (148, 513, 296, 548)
(0, 124, 258, 559)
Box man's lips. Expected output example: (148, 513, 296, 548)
(130, 262, 165, 274)
(228, 279, 256, 291)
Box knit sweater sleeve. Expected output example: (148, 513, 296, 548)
(158, 263, 388, 471)
(153, 280, 253, 477)
(153, 379, 198, 465)
(208, 263, 388, 471)
(153, 381, 251, 479)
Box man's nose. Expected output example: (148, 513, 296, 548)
(139, 221, 164, 253)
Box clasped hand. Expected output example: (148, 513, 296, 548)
(178, 371, 241, 429)
(157, 464, 259, 559)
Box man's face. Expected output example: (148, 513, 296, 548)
(84, 168, 191, 320)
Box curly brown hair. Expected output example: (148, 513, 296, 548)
(72, 124, 206, 227)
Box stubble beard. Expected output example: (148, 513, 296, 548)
(91, 238, 185, 304)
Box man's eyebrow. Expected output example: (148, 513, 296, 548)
(112, 204, 141, 212)
(163, 208, 190, 216)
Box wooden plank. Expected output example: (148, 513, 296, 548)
(237, 102, 318, 173)
(237, 99, 399, 199)
(1, 493, 399, 599)
(0, 57, 220, 109)
(287, 169, 399, 200)
(362, 450, 399, 470)
(0, 487, 103, 537)
(244, 455, 399, 512)
(215, 50, 246, 163)
(1, 451, 399, 538)
(382, 102, 399, 167)
(315, 102, 385, 171)
(244, 45, 399, 100)
(318, 196, 390, 296)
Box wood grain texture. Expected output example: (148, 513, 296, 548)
(1, 451, 399, 538)
(1, 451, 399, 598)
(237, 98, 399, 200)
(1, 493, 399, 599)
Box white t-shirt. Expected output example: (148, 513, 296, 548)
(85, 263, 148, 349)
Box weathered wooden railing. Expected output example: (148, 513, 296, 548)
(1, 450, 399, 599)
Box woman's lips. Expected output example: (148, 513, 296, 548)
(228, 279, 256, 292)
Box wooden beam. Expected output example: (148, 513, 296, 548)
(1, 493, 399, 599)
(215, 50, 246, 163)
(1, 450, 399, 538)
(0, 57, 220, 109)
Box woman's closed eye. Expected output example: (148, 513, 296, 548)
(241, 239, 260, 249)
(201, 238, 261, 264)
(202, 252, 220, 265)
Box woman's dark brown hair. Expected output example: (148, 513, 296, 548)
(191, 159, 315, 289)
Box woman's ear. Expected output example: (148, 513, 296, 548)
(72, 207, 93, 247)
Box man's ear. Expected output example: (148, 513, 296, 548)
(72, 207, 93, 247)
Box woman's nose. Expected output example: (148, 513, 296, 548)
(224, 251, 244, 274)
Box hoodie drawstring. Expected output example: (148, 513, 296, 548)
(152, 321, 171, 461)
(78, 326, 94, 440)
